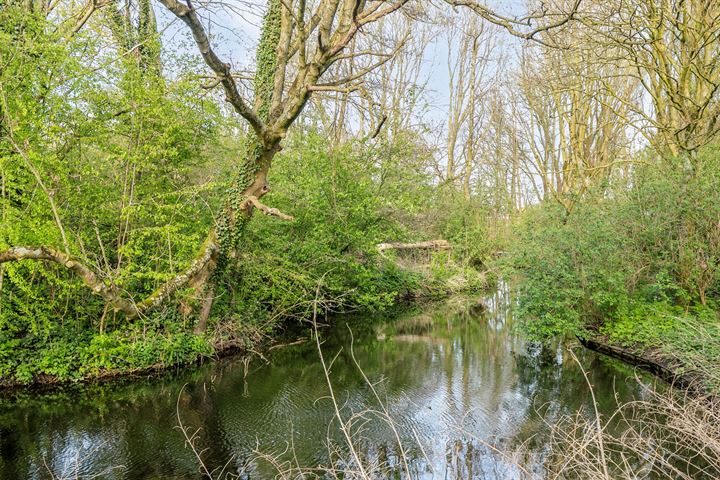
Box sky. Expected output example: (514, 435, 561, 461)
(155, 0, 528, 129)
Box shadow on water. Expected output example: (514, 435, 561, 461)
(0, 286, 656, 479)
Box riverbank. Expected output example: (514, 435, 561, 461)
(6, 291, 718, 398)
(0, 290, 656, 480)
(579, 335, 711, 395)
(500, 153, 720, 400)
(0, 330, 294, 392)
(0, 265, 490, 389)
(579, 311, 720, 396)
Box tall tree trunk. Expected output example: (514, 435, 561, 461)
(463, 33, 479, 200)
(191, 1, 283, 331)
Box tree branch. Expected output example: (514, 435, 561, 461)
(0, 246, 140, 316)
(0, 235, 221, 318)
(158, 0, 269, 142)
(446, 0, 582, 47)
(246, 196, 295, 221)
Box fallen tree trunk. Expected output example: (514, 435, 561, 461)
(377, 240, 451, 253)
(0, 246, 141, 316)
(578, 335, 707, 395)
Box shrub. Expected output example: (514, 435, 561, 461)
(504, 145, 720, 345)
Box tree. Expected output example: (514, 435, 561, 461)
(443, 15, 500, 198)
(577, 0, 720, 159)
(513, 40, 635, 213)
(1, 0, 412, 327)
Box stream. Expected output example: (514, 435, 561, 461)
(0, 286, 655, 479)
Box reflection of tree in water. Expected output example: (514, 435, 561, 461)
(0, 292, 651, 479)
(0, 373, 213, 479)
(509, 332, 651, 468)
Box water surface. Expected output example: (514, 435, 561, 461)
(0, 288, 651, 479)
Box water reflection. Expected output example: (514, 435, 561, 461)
(0, 289, 650, 479)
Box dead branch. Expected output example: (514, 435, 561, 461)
(246, 196, 295, 221)
(376, 240, 452, 253)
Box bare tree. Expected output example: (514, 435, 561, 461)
(302, 6, 430, 144)
(444, 14, 500, 193)
(512, 36, 636, 213)
(576, 0, 720, 159)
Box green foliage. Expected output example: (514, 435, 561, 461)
(1, 6, 99, 332)
(0, 9, 220, 384)
(599, 301, 679, 347)
(505, 144, 720, 385)
(211, 132, 430, 331)
(503, 201, 631, 340)
(599, 301, 720, 391)
(254, 0, 282, 120)
(0, 10, 490, 386)
(434, 194, 503, 271)
(0, 328, 214, 385)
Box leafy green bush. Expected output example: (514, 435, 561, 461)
(503, 201, 632, 340)
(599, 301, 678, 347)
(211, 132, 434, 329)
(505, 145, 720, 346)
(433, 193, 501, 271)
(0, 328, 215, 385)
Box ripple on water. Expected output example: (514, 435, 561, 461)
(0, 292, 653, 480)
